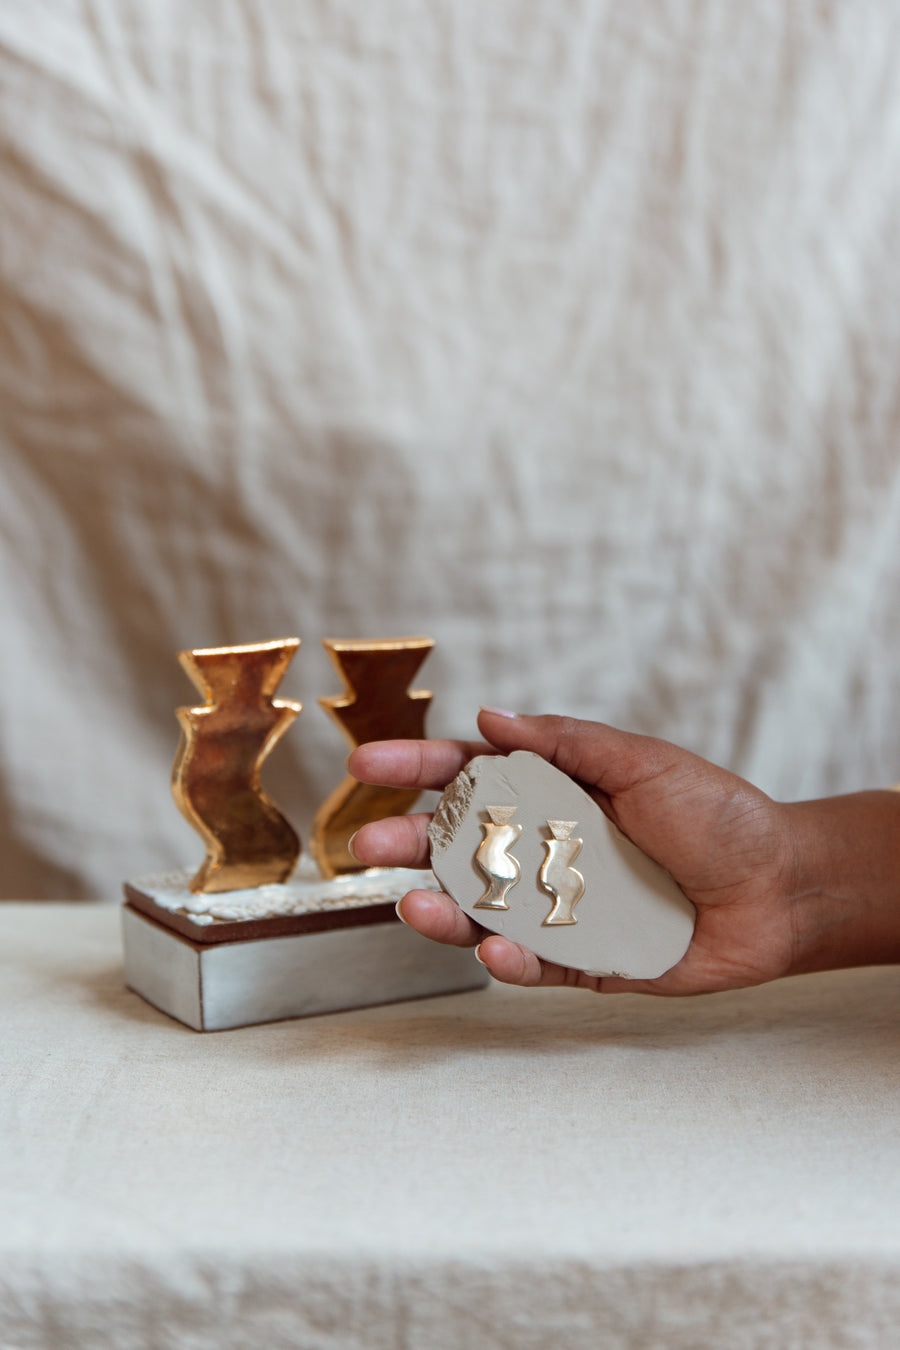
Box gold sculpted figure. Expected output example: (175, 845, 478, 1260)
(310, 637, 434, 878)
(473, 805, 522, 911)
(172, 639, 302, 893)
(540, 819, 585, 926)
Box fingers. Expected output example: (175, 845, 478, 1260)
(351, 813, 433, 869)
(348, 737, 494, 791)
(474, 935, 604, 991)
(394, 895, 607, 992)
(474, 708, 757, 879)
(396, 889, 483, 947)
(349, 711, 710, 812)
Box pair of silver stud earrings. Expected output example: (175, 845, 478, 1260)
(473, 805, 585, 927)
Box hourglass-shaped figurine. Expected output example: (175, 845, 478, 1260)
(473, 805, 522, 911)
(540, 819, 585, 926)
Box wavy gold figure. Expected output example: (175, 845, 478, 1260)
(310, 637, 434, 878)
(172, 639, 302, 893)
(473, 805, 522, 911)
(539, 819, 585, 926)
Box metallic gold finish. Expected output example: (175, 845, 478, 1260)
(172, 639, 302, 893)
(309, 637, 435, 878)
(473, 805, 522, 911)
(540, 819, 585, 926)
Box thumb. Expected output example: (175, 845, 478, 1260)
(475, 708, 686, 802)
(474, 709, 772, 891)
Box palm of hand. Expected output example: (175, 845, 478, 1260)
(596, 759, 794, 994)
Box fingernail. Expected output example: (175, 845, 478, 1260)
(473, 943, 488, 966)
(394, 899, 408, 925)
(347, 831, 360, 861)
(479, 705, 519, 719)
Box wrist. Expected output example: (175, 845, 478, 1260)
(784, 791, 900, 975)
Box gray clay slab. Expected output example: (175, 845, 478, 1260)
(428, 750, 696, 979)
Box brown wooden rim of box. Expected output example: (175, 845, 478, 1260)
(123, 884, 400, 945)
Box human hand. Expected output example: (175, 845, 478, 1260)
(349, 710, 900, 995)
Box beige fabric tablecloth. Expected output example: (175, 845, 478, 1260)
(2, 902, 899, 1349)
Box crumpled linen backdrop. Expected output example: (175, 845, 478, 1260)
(2, 2, 900, 900)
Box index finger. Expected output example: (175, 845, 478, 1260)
(347, 737, 494, 791)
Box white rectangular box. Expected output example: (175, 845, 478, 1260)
(122, 895, 488, 1031)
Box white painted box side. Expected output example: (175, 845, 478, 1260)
(122, 908, 488, 1031)
(200, 922, 487, 1030)
(122, 905, 203, 1030)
